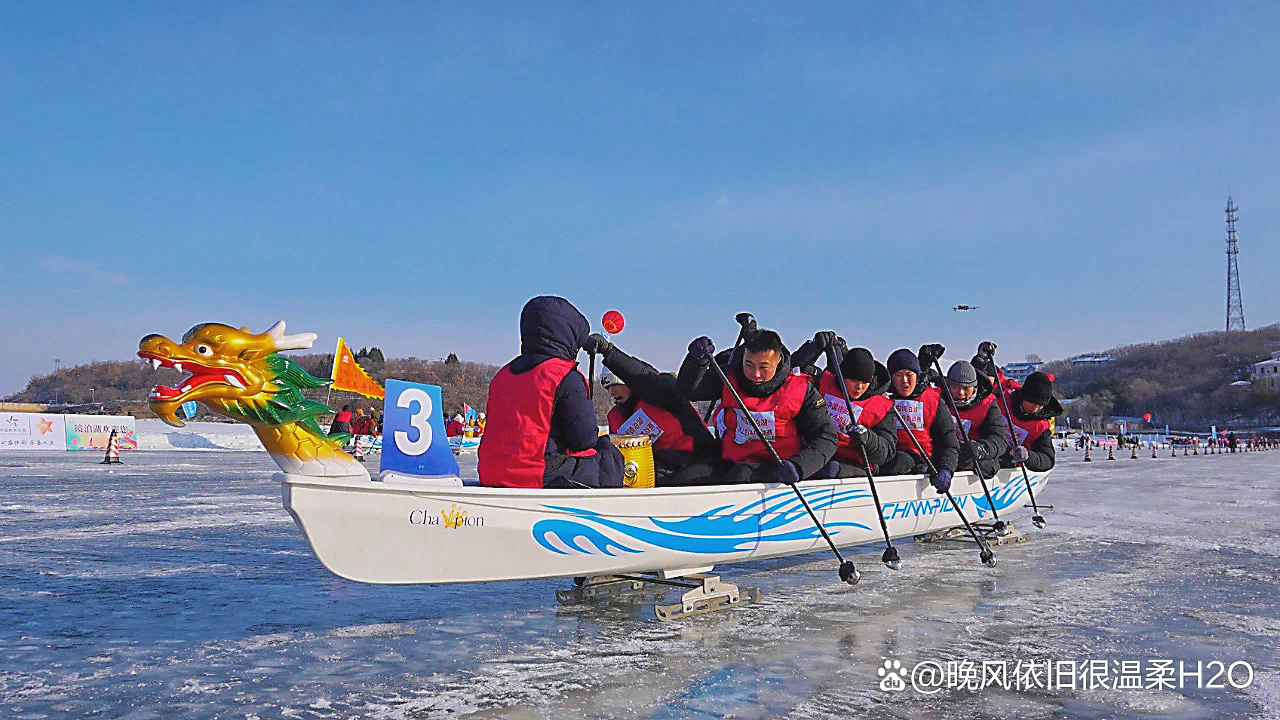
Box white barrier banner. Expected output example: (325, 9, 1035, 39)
(0, 413, 68, 451)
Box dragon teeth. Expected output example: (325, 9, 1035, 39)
(224, 375, 245, 389)
(150, 359, 161, 371)
(174, 363, 184, 373)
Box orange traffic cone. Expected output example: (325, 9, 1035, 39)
(353, 434, 365, 463)
(1170, 445, 1176, 458)
(1152, 444, 1158, 459)
(1107, 446, 1115, 461)
(101, 430, 122, 464)
(1130, 444, 1138, 459)
(1084, 445, 1092, 462)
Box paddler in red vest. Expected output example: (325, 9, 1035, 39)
(582, 333, 718, 484)
(1000, 371, 1061, 472)
(676, 329, 836, 485)
(478, 296, 625, 489)
(944, 360, 1010, 478)
(881, 348, 960, 493)
(790, 332, 897, 477)
(328, 404, 353, 436)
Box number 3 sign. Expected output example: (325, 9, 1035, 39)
(379, 379, 460, 478)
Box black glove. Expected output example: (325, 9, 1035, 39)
(848, 423, 871, 445)
(735, 313, 757, 335)
(917, 343, 946, 368)
(774, 460, 801, 485)
(931, 468, 952, 494)
(830, 336, 847, 359)
(582, 333, 613, 356)
(688, 336, 716, 368)
(967, 440, 987, 461)
(813, 331, 838, 351)
(977, 341, 998, 360)
(1010, 445, 1030, 463)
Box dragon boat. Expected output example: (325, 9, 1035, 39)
(139, 321, 1052, 619)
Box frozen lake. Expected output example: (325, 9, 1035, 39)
(1, 430, 1277, 719)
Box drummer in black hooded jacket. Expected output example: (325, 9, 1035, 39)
(1000, 371, 1061, 472)
(676, 329, 836, 485)
(791, 332, 897, 476)
(582, 333, 718, 481)
(879, 348, 960, 493)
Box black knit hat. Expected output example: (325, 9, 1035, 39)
(887, 348, 921, 376)
(1021, 372, 1054, 405)
(840, 348, 877, 383)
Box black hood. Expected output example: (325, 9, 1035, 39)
(1010, 388, 1063, 421)
(728, 345, 794, 398)
(518, 296, 588, 362)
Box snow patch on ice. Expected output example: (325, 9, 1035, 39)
(135, 419, 264, 452)
(330, 623, 417, 639)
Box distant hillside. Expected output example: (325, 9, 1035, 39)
(1041, 324, 1280, 429)
(3, 352, 617, 423)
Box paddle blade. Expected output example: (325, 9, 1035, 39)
(839, 561, 860, 585)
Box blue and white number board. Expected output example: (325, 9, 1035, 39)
(379, 379, 460, 478)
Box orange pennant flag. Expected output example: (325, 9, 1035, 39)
(330, 337, 385, 399)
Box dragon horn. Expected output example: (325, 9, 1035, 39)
(264, 320, 318, 351)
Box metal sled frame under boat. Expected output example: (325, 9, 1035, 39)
(279, 467, 1049, 618)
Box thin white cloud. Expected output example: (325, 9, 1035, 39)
(40, 255, 130, 287)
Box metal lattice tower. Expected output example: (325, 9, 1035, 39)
(1225, 197, 1246, 332)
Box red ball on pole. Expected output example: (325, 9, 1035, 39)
(602, 310, 625, 334)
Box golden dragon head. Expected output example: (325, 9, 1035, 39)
(138, 321, 331, 430)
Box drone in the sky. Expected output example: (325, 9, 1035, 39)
(952, 305, 980, 312)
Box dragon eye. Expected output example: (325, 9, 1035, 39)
(194, 344, 213, 356)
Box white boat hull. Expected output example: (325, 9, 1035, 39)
(280, 468, 1049, 584)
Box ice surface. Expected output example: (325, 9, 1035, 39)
(0, 445, 1276, 718)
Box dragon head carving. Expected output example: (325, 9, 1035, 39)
(138, 321, 331, 430)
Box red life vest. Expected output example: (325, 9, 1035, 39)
(607, 399, 696, 453)
(954, 394, 998, 441)
(893, 386, 939, 457)
(816, 371, 892, 465)
(1008, 411, 1051, 450)
(717, 371, 809, 463)
(334, 410, 353, 424)
(478, 358, 592, 488)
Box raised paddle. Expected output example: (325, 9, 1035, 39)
(887, 402, 996, 567)
(701, 313, 758, 425)
(826, 349, 901, 569)
(927, 354, 1007, 536)
(707, 353, 860, 585)
(979, 343, 1047, 529)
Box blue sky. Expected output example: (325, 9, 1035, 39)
(3, 2, 1278, 396)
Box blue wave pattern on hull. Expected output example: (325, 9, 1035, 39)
(969, 473, 1041, 518)
(532, 487, 873, 556)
